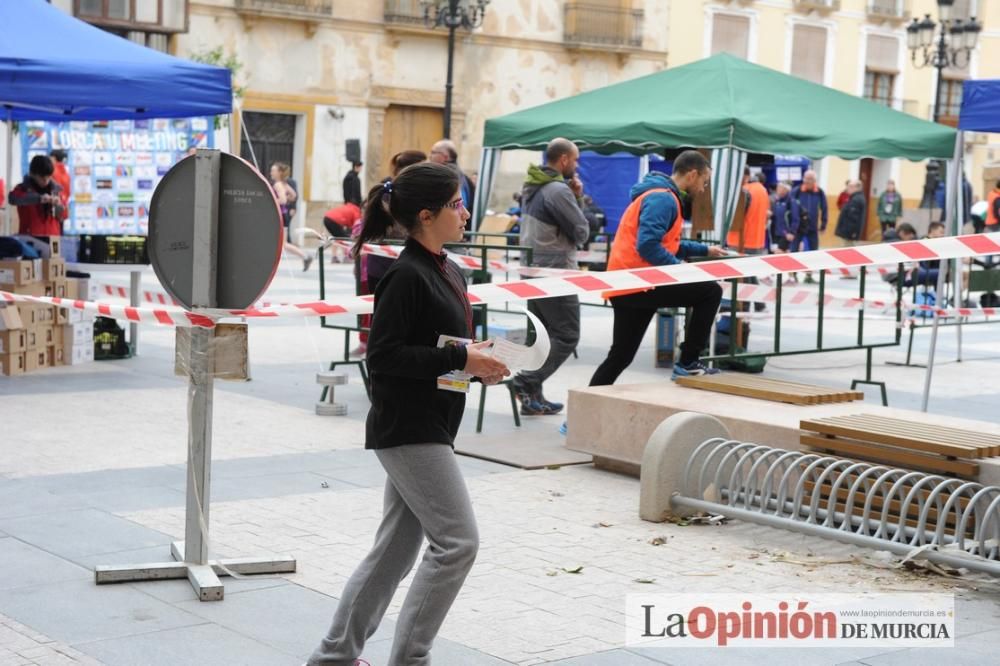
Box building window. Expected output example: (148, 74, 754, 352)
(864, 70, 895, 106)
(938, 78, 964, 120)
(790, 24, 827, 85)
(73, 0, 188, 34)
(710, 13, 750, 59)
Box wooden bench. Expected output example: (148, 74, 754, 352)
(801, 414, 1000, 479)
(675, 374, 863, 405)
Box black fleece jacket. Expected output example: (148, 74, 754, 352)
(365, 237, 472, 449)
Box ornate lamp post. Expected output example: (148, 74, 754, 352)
(906, 0, 980, 208)
(421, 0, 490, 139)
(906, 0, 981, 123)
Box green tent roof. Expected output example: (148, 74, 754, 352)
(483, 53, 956, 160)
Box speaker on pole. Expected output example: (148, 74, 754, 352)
(346, 139, 362, 164)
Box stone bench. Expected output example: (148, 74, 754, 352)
(566, 381, 1000, 486)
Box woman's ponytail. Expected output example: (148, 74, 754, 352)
(353, 180, 396, 257)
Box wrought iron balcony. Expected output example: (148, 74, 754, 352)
(868, 0, 909, 22)
(384, 0, 427, 28)
(234, 0, 333, 21)
(793, 0, 841, 13)
(564, 2, 644, 50)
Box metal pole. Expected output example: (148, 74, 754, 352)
(932, 26, 945, 124)
(185, 150, 220, 567)
(4, 114, 13, 237)
(442, 0, 458, 139)
(129, 270, 141, 355)
(921, 311, 942, 413)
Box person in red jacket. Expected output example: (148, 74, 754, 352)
(50, 149, 71, 212)
(322, 201, 362, 263)
(9, 155, 64, 236)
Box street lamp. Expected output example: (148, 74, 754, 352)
(421, 0, 491, 139)
(906, 0, 981, 208)
(906, 1, 981, 123)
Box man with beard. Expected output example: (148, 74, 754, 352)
(511, 138, 590, 416)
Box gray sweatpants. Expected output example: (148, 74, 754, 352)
(307, 444, 479, 666)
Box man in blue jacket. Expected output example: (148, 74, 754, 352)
(790, 169, 827, 282)
(790, 169, 827, 252)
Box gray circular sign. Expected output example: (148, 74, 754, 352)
(148, 152, 283, 311)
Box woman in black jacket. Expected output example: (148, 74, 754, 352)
(308, 162, 509, 666)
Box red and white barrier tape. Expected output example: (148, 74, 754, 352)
(1, 291, 215, 328)
(3, 233, 999, 329)
(330, 239, 584, 278)
(97, 283, 181, 306)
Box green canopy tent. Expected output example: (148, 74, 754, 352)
(472, 53, 957, 236)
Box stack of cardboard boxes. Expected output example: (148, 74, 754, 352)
(0, 238, 96, 376)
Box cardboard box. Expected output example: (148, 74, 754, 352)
(55, 307, 68, 325)
(66, 307, 95, 324)
(0, 352, 26, 376)
(65, 343, 94, 365)
(0, 305, 23, 331)
(12, 282, 47, 298)
(24, 348, 46, 373)
(53, 324, 64, 353)
(23, 327, 38, 351)
(42, 258, 66, 281)
(0, 329, 27, 354)
(46, 345, 63, 367)
(37, 325, 55, 348)
(14, 235, 60, 259)
(0, 259, 36, 287)
(17, 304, 39, 327)
(64, 321, 94, 347)
(64, 279, 79, 300)
(34, 307, 55, 325)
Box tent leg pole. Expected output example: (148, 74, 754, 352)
(5, 118, 13, 237)
(920, 314, 941, 413)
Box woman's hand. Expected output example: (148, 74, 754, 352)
(463, 341, 509, 381)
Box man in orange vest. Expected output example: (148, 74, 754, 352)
(986, 179, 1000, 234)
(726, 168, 770, 254)
(589, 150, 727, 386)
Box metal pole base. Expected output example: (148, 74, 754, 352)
(94, 541, 296, 602)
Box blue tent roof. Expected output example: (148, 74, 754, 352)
(959, 80, 1000, 133)
(0, 0, 231, 121)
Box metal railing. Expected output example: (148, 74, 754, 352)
(793, 0, 841, 11)
(671, 437, 1000, 576)
(234, 0, 333, 19)
(564, 2, 644, 49)
(867, 0, 909, 20)
(384, 0, 425, 26)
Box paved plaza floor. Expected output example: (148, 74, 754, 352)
(1, 257, 999, 665)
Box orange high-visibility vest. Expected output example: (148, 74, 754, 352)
(604, 188, 683, 299)
(987, 189, 1000, 227)
(726, 181, 769, 250)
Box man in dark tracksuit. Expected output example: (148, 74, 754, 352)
(512, 138, 590, 415)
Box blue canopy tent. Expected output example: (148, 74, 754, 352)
(0, 0, 232, 233)
(0, 0, 231, 121)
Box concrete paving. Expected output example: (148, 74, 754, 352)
(1, 257, 998, 665)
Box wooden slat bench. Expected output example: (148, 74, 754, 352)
(801, 414, 1000, 479)
(675, 374, 864, 405)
